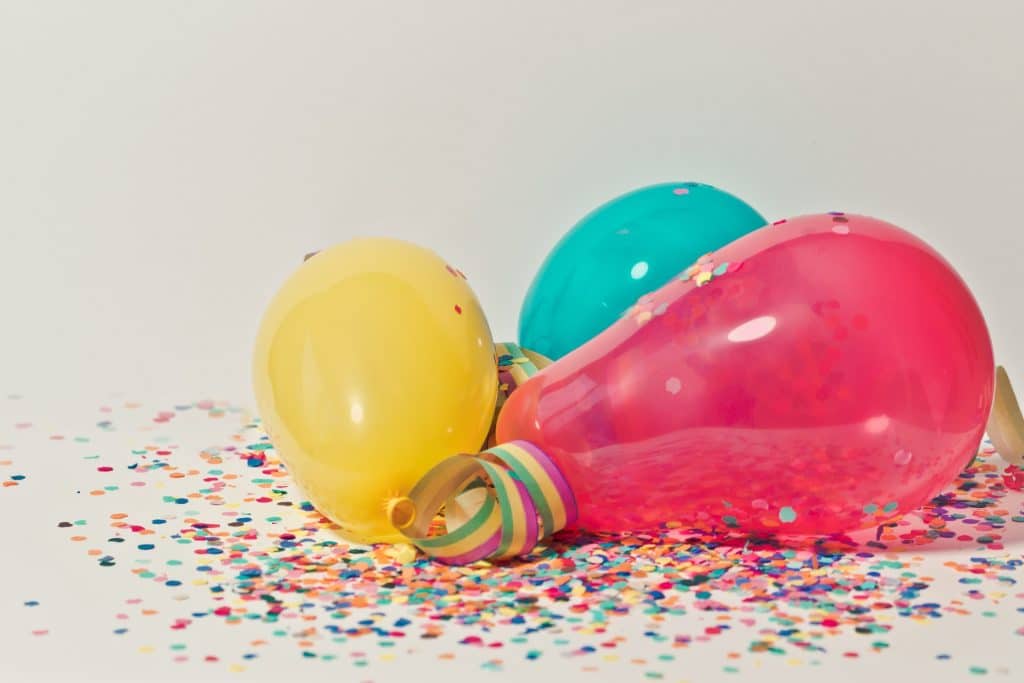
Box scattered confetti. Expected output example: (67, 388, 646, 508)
(2, 397, 1021, 678)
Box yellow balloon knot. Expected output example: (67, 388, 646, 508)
(386, 497, 417, 530)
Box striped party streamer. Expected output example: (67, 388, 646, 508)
(392, 441, 578, 564)
(487, 343, 552, 449)
(495, 342, 551, 388)
(389, 343, 569, 564)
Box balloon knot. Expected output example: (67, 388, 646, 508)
(386, 497, 417, 530)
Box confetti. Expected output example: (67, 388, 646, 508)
(3, 397, 1021, 677)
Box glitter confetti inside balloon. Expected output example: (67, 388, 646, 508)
(519, 182, 766, 360)
(399, 214, 995, 562)
(253, 238, 498, 544)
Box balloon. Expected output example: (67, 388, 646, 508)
(519, 182, 766, 360)
(252, 238, 498, 544)
(398, 214, 995, 562)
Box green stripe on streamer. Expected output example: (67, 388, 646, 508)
(487, 445, 554, 538)
(392, 440, 577, 564)
(483, 462, 518, 558)
(414, 493, 497, 549)
(495, 342, 547, 387)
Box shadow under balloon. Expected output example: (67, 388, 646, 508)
(526, 453, 1023, 564)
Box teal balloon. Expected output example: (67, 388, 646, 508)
(519, 182, 766, 359)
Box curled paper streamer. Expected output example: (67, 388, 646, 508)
(392, 343, 572, 563)
(390, 441, 577, 564)
(494, 342, 550, 387)
(485, 343, 551, 448)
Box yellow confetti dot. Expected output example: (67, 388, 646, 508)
(391, 543, 418, 565)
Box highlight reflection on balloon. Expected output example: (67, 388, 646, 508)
(252, 238, 498, 544)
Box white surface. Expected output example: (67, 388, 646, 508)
(0, 394, 1020, 683)
(1, 3, 1023, 682)
(1, 0, 1023, 400)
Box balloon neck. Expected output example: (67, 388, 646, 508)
(385, 496, 417, 530)
(392, 441, 578, 564)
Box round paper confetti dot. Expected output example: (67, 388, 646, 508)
(13, 396, 1021, 676)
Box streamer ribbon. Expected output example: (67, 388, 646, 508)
(392, 441, 578, 564)
(392, 342, 573, 564)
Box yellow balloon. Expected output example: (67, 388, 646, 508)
(252, 238, 498, 544)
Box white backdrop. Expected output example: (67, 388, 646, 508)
(2, 0, 1022, 401)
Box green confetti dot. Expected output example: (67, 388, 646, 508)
(863, 503, 878, 514)
(882, 501, 898, 513)
(723, 515, 738, 527)
(779, 507, 797, 523)
(969, 665, 988, 675)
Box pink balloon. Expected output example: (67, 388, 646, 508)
(498, 214, 995, 535)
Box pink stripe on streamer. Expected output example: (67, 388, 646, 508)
(510, 440, 579, 525)
(437, 529, 503, 566)
(512, 477, 539, 556)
